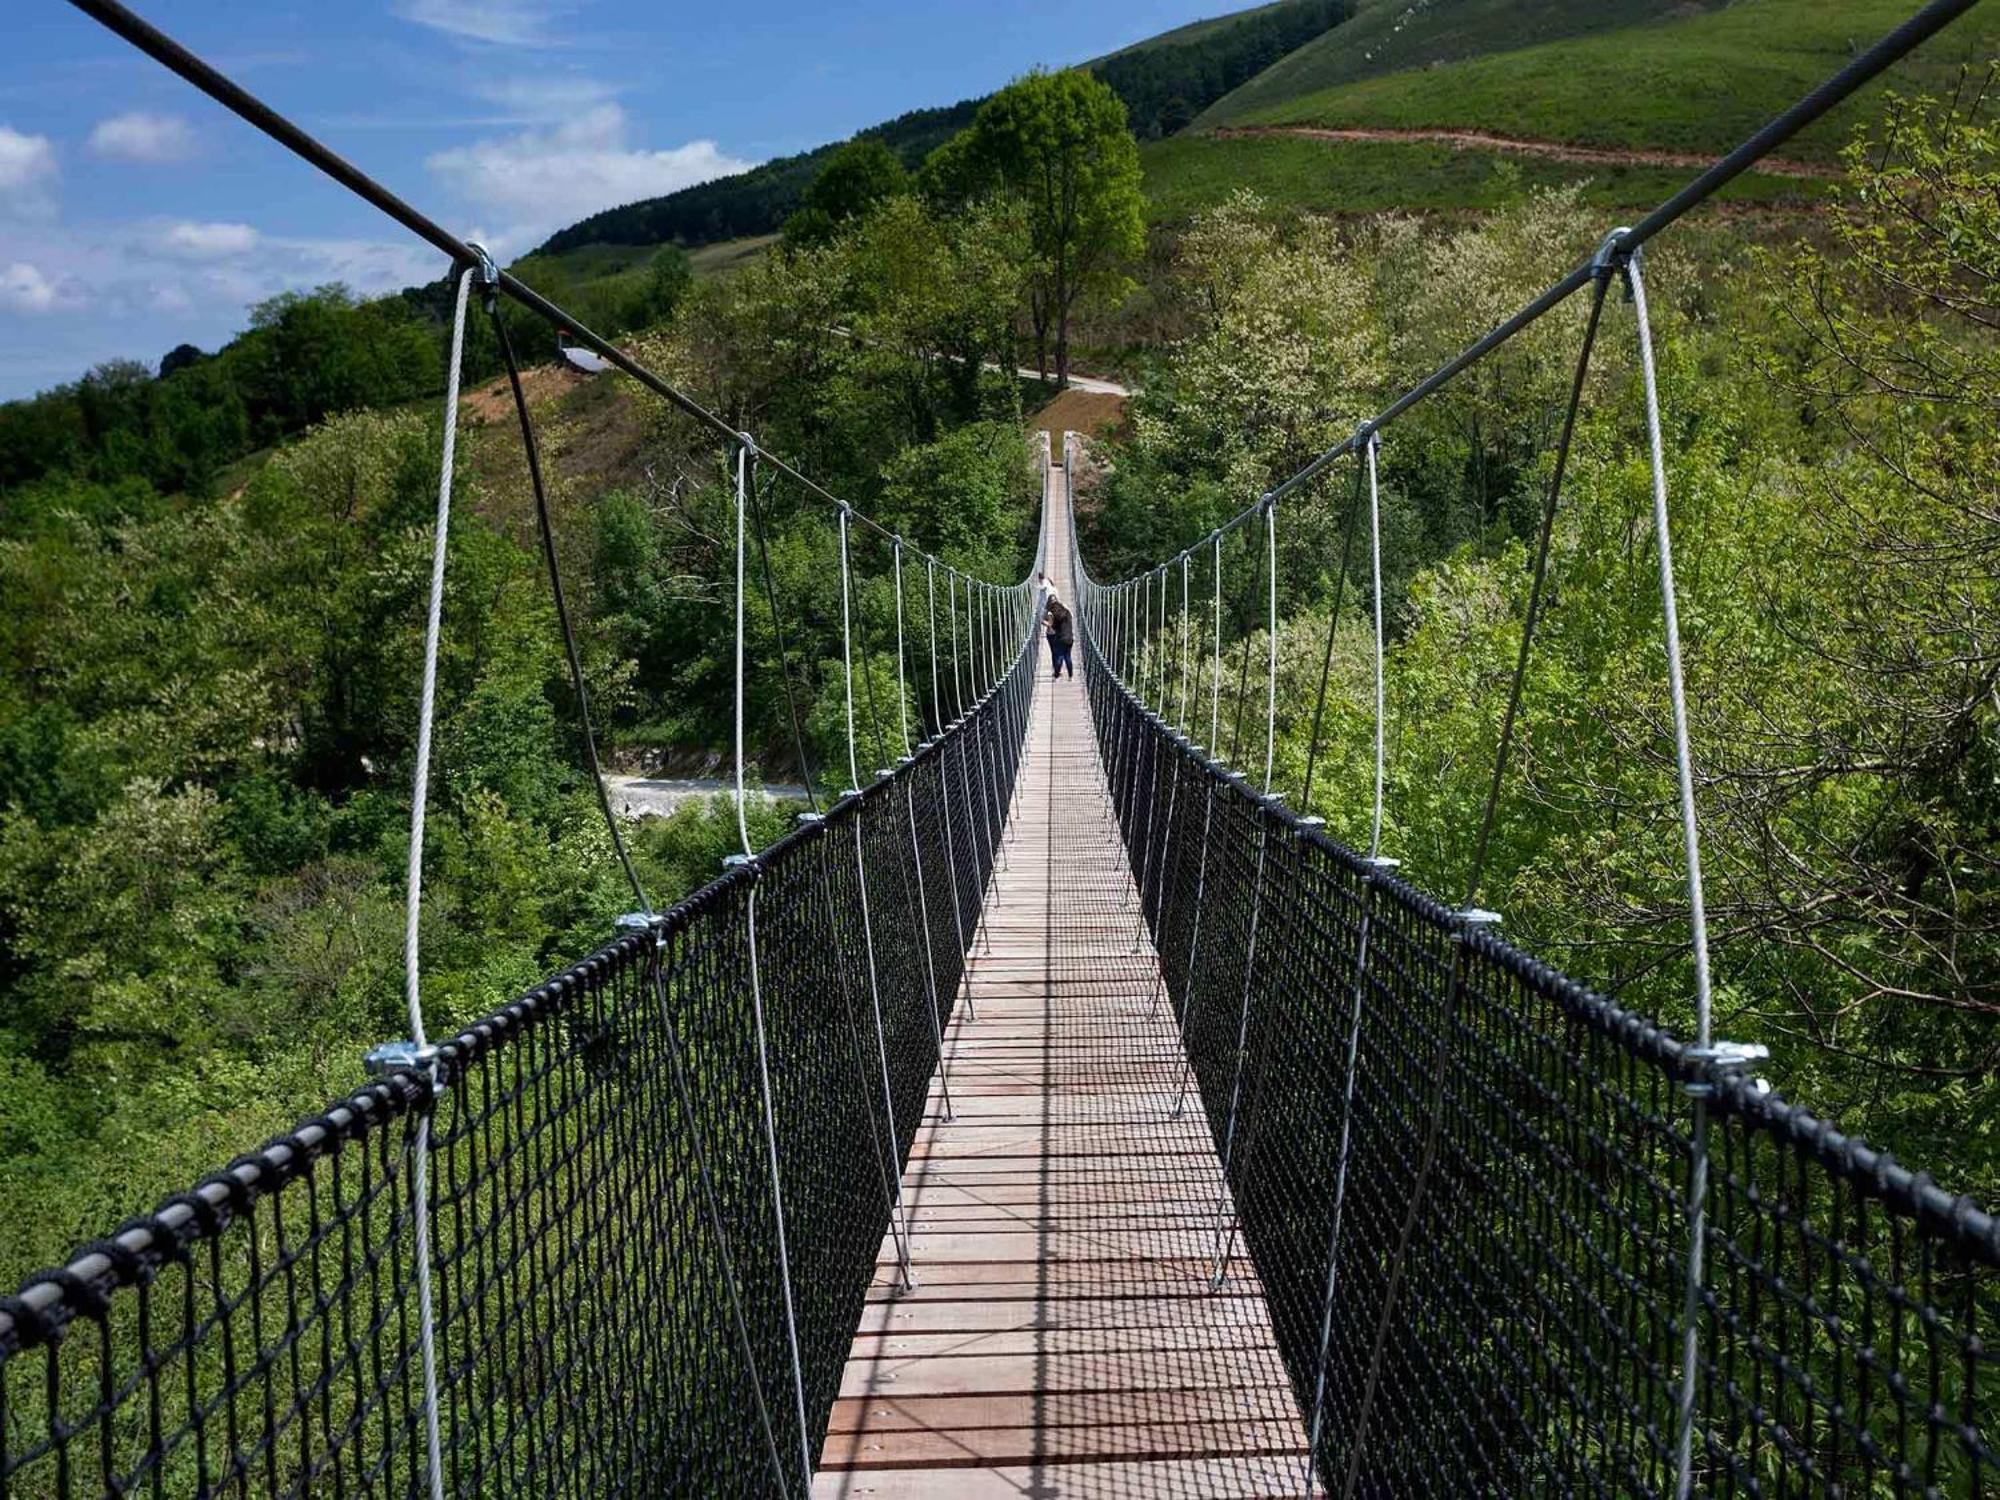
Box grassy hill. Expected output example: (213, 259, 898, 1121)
(1193, 0, 1693, 128)
(1143, 0, 2000, 220)
(1206, 0, 1998, 156)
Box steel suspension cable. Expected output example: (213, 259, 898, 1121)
(1299, 460, 1366, 818)
(1461, 268, 1612, 908)
(926, 558, 974, 1019)
(1302, 426, 1399, 1489)
(890, 539, 955, 1117)
(745, 462, 823, 815)
(1208, 495, 1281, 1284)
(1165, 536, 1229, 1086)
(728, 437, 813, 1492)
(837, 505, 931, 1263)
(398, 261, 470, 1500)
(1626, 244, 1719, 1500)
(492, 303, 649, 915)
(1362, 442, 1385, 856)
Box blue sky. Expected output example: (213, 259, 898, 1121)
(0, 0, 1234, 399)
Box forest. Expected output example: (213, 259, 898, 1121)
(0, 50, 1993, 1307)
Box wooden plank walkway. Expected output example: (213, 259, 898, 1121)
(816, 456, 1315, 1498)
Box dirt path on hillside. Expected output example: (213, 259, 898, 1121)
(1211, 124, 1839, 180)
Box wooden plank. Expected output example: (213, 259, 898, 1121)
(822, 1418, 1310, 1470)
(820, 468, 1311, 1492)
(825, 1387, 1304, 1435)
(812, 1455, 1317, 1498)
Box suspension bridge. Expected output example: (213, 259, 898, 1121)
(2, 1, 1996, 1497)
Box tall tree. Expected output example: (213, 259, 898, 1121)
(926, 69, 1144, 387)
(784, 137, 910, 249)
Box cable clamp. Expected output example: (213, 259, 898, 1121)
(722, 851, 762, 881)
(363, 1040, 443, 1089)
(1594, 226, 1636, 280)
(1454, 906, 1502, 936)
(737, 430, 759, 458)
(1364, 855, 1400, 874)
(467, 240, 499, 290)
(796, 811, 824, 826)
(1683, 1040, 1769, 1098)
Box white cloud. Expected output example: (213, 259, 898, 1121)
(0, 261, 73, 314)
(88, 111, 198, 164)
(390, 0, 561, 46)
(159, 220, 261, 258)
(468, 72, 619, 119)
(428, 104, 750, 246)
(0, 126, 58, 216)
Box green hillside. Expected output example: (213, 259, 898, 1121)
(1204, 0, 2000, 157)
(1195, 0, 1692, 127)
(1138, 130, 1805, 222)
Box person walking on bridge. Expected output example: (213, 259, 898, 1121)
(1044, 592, 1074, 680)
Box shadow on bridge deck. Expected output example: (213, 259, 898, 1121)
(815, 464, 1317, 1499)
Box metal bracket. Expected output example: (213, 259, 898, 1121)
(364, 1039, 440, 1082)
(1595, 226, 1641, 300)
(1683, 1040, 1770, 1097)
(467, 240, 498, 289)
(1454, 906, 1502, 933)
(1364, 855, 1401, 874)
(614, 911, 655, 932)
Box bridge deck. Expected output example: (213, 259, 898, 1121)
(816, 461, 1314, 1498)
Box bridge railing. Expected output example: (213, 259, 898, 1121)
(0, 546, 1043, 1497)
(1078, 628, 1997, 1494)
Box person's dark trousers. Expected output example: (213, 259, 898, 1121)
(1050, 639, 1074, 678)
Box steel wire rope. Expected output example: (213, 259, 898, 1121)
(841, 506, 954, 1152)
(491, 303, 648, 916)
(1165, 533, 1229, 1096)
(925, 559, 975, 1018)
(398, 261, 470, 1500)
(1129, 566, 1169, 943)
(744, 462, 824, 815)
(1299, 461, 1366, 821)
(890, 539, 956, 1113)
(1206, 496, 1280, 1286)
(725, 438, 814, 1493)
(1300, 426, 1402, 1489)
(1626, 245, 1721, 1500)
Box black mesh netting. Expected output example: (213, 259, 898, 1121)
(0, 632, 1036, 1500)
(1081, 624, 2000, 1499)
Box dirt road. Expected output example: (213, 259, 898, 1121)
(1210, 124, 1838, 180)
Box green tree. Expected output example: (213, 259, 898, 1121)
(925, 69, 1145, 387)
(784, 138, 910, 249)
